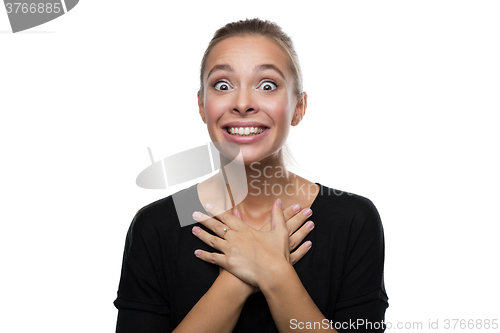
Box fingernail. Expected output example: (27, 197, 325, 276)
(194, 250, 202, 257)
(302, 208, 312, 217)
(233, 208, 237, 216)
(292, 204, 301, 212)
(192, 226, 201, 234)
(205, 203, 213, 210)
(306, 221, 314, 230)
(192, 211, 202, 221)
(276, 198, 282, 208)
(305, 241, 312, 249)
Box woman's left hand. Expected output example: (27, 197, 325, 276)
(191, 198, 290, 288)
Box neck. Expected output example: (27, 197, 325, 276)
(218, 151, 297, 225)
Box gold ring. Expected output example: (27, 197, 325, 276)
(222, 227, 230, 239)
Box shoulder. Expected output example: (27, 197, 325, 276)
(315, 183, 383, 234)
(127, 184, 200, 239)
(316, 183, 380, 219)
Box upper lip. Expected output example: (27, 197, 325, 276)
(222, 121, 269, 128)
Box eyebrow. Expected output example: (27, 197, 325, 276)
(254, 64, 286, 80)
(207, 64, 234, 80)
(206, 63, 286, 81)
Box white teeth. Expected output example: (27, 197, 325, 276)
(227, 126, 265, 136)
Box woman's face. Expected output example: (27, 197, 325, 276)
(198, 35, 305, 165)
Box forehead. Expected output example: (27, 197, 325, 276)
(204, 35, 292, 79)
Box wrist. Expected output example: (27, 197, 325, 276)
(217, 269, 254, 300)
(258, 259, 294, 294)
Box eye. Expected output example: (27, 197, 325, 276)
(214, 81, 232, 91)
(259, 81, 278, 91)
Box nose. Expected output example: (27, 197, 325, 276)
(232, 86, 257, 114)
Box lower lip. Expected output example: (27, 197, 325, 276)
(222, 128, 269, 144)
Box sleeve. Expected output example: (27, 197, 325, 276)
(114, 209, 171, 333)
(333, 197, 389, 332)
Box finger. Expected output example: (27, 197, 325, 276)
(192, 211, 230, 237)
(271, 198, 287, 233)
(232, 208, 242, 220)
(203, 203, 242, 231)
(272, 199, 290, 262)
(257, 203, 301, 232)
(289, 221, 315, 251)
(286, 207, 313, 236)
(192, 226, 227, 252)
(283, 203, 302, 222)
(194, 249, 226, 266)
(289, 240, 313, 265)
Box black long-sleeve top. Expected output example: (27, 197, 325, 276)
(114, 182, 389, 332)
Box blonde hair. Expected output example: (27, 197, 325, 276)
(199, 18, 303, 168)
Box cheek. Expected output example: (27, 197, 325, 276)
(203, 97, 226, 123)
(261, 96, 293, 123)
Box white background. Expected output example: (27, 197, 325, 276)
(1, 1, 499, 332)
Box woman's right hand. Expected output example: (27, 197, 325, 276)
(255, 203, 314, 265)
(221, 203, 314, 295)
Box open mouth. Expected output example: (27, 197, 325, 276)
(224, 126, 269, 136)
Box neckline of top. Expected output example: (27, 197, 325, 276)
(191, 181, 325, 215)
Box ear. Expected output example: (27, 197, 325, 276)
(197, 91, 206, 124)
(291, 92, 308, 126)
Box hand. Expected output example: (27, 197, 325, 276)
(218, 204, 314, 294)
(253, 203, 314, 265)
(192, 199, 310, 288)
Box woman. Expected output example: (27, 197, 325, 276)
(114, 18, 388, 332)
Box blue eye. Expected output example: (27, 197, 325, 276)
(214, 81, 231, 91)
(259, 81, 277, 91)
